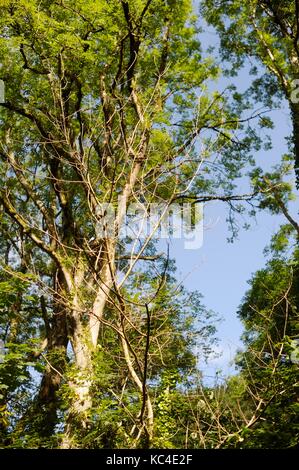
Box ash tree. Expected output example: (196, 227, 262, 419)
(0, 0, 264, 448)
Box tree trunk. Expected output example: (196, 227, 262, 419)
(13, 268, 69, 440)
(61, 242, 115, 448)
(60, 319, 93, 448)
(36, 296, 68, 437)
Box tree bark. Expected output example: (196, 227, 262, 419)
(61, 242, 115, 448)
(36, 273, 68, 437)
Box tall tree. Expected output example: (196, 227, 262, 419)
(0, 0, 263, 447)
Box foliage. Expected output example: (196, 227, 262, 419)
(0, 0, 298, 449)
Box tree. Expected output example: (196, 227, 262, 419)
(201, 0, 299, 187)
(176, 231, 299, 449)
(234, 243, 299, 448)
(0, 0, 261, 448)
